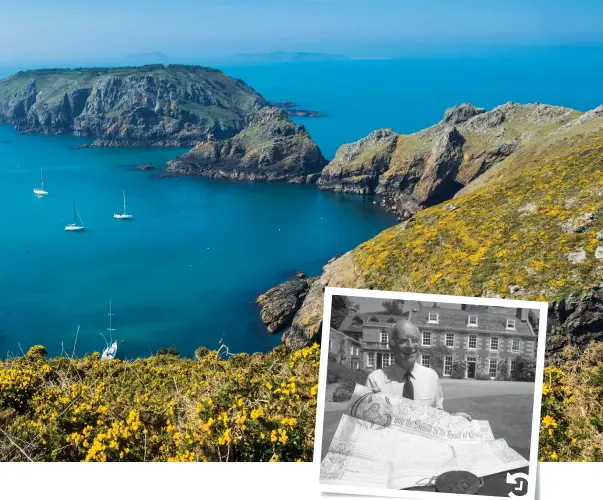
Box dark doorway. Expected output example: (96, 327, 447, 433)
(467, 357, 476, 378)
(377, 352, 383, 369)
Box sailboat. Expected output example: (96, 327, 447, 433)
(65, 201, 86, 231)
(33, 169, 48, 196)
(101, 300, 118, 360)
(113, 190, 133, 219)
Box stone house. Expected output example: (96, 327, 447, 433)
(338, 301, 538, 379)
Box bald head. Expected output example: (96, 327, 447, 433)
(389, 319, 421, 369)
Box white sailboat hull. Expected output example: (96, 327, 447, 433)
(65, 224, 86, 232)
(33, 188, 48, 196)
(113, 213, 133, 219)
(101, 341, 118, 360)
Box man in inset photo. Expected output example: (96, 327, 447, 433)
(366, 319, 472, 420)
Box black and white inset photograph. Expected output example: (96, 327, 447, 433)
(315, 287, 547, 500)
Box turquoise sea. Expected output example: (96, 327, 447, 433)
(1, 45, 601, 358)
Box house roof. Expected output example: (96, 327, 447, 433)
(338, 312, 405, 332)
(338, 304, 535, 337)
(411, 304, 534, 336)
(330, 327, 362, 345)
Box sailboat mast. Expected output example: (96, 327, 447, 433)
(73, 201, 77, 224)
(107, 300, 116, 340)
(123, 190, 126, 213)
(41, 169, 44, 189)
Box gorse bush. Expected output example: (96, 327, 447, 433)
(539, 342, 603, 462)
(0, 343, 320, 462)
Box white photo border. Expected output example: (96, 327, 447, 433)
(313, 287, 548, 500)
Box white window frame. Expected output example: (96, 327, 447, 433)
(468, 334, 477, 349)
(422, 331, 432, 346)
(512, 339, 520, 352)
(380, 330, 388, 344)
(445, 333, 455, 348)
(421, 354, 431, 368)
(506, 319, 516, 330)
(489, 359, 497, 378)
(468, 315, 478, 327)
(444, 356, 453, 376)
(490, 337, 499, 351)
(428, 312, 439, 324)
(354, 361, 359, 370)
(350, 345, 354, 355)
(367, 352, 375, 367)
(382, 353, 392, 367)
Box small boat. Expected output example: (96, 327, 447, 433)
(33, 169, 48, 196)
(113, 190, 133, 219)
(101, 341, 118, 360)
(65, 201, 86, 231)
(101, 301, 118, 360)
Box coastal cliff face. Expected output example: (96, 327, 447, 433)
(165, 107, 327, 182)
(282, 104, 603, 349)
(318, 102, 584, 219)
(0, 65, 268, 147)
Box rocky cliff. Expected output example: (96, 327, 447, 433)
(283, 103, 603, 349)
(317, 102, 585, 219)
(165, 107, 327, 182)
(0, 64, 268, 147)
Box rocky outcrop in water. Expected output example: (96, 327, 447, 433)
(318, 102, 582, 219)
(165, 107, 327, 182)
(256, 275, 317, 334)
(0, 65, 268, 147)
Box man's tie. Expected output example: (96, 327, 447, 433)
(402, 371, 414, 400)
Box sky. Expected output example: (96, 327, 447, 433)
(1, 0, 602, 64)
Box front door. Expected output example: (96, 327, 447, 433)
(376, 352, 383, 370)
(467, 357, 477, 378)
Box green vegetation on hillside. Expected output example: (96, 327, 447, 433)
(0, 344, 319, 462)
(353, 132, 603, 302)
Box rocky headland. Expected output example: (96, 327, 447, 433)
(0, 65, 272, 147)
(259, 102, 603, 350)
(165, 107, 327, 182)
(317, 102, 593, 219)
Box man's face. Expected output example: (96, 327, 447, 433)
(390, 321, 421, 368)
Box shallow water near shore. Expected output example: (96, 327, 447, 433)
(0, 125, 396, 358)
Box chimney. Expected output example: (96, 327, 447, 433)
(518, 308, 529, 321)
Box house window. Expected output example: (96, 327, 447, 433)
(421, 354, 431, 368)
(468, 335, 477, 349)
(489, 359, 497, 378)
(506, 319, 516, 330)
(444, 356, 453, 376)
(354, 361, 359, 370)
(428, 312, 439, 324)
(382, 353, 393, 367)
(512, 339, 520, 352)
(490, 337, 499, 351)
(422, 331, 431, 346)
(367, 352, 375, 367)
(468, 315, 478, 327)
(445, 333, 455, 348)
(510, 359, 517, 376)
(380, 330, 388, 344)
(350, 345, 354, 355)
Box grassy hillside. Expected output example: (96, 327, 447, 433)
(352, 127, 603, 301)
(0, 344, 319, 462)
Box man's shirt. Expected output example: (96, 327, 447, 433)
(366, 362, 444, 410)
